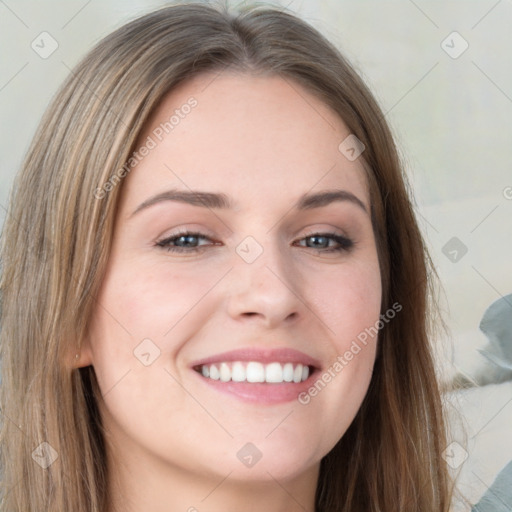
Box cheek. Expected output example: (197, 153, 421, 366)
(297, 257, 381, 426)
(93, 259, 219, 341)
(309, 257, 382, 351)
(86, 259, 216, 389)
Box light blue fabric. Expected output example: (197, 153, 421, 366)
(472, 461, 512, 511)
(471, 295, 512, 511)
(478, 294, 512, 380)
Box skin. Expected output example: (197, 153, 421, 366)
(80, 72, 382, 512)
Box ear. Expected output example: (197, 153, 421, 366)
(69, 333, 94, 369)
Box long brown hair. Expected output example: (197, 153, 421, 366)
(0, 2, 451, 510)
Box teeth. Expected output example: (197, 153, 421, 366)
(265, 362, 283, 383)
(209, 365, 220, 380)
(293, 364, 303, 383)
(231, 361, 246, 382)
(219, 362, 231, 382)
(283, 363, 294, 382)
(246, 362, 265, 383)
(197, 361, 311, 384)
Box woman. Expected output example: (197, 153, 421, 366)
(0, 2, 452, 511)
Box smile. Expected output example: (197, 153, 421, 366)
(195, 361, 311, 383)
(190, 347, 321, 403)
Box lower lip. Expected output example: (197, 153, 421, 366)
(192, 369, 318, 404)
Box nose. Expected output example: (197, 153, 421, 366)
(226, 238, 305, 329)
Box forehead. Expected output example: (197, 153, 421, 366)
(119, 72, 369, 215)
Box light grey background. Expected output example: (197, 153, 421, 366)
(1, 1, 511, 509)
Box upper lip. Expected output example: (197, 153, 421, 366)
(190, 347, 322, 370)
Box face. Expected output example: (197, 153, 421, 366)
(83, 72, 382, 489)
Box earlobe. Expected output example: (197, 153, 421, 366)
(71, 336, 94, 369)
(73, 351, 93, 368)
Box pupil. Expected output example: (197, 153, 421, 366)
(310, 235, 326, 248)
(180, 235, 196, 246)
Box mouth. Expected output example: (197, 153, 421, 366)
(194, 361, 312, 383)
(190, 348, 321, 404)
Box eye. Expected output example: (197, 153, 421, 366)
(156, 230, 353, 254)
(156, 231, 216, 253)
(294, 232, 354, 253)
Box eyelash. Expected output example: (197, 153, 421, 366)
(155, 230, 354, 254)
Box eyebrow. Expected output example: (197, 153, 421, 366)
(130, 188, 368, 217)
